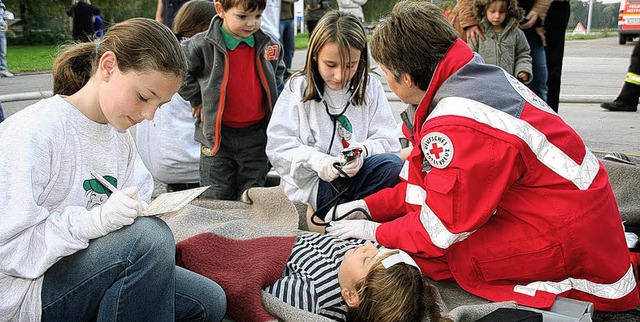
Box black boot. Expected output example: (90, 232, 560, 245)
(602, 82, 639, 111)
(600, 101, 638, 112)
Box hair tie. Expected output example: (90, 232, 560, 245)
(95, 42, 100, 54)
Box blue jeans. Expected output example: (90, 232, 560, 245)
(279, 18, 295, 77)
(317, 153, 402, 218)
(0, 31, 7, 71)
(41, 217, 227, 321)
(0, 101, 4, 123)
(524, 29, 548, 102)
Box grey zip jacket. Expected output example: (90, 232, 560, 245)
(179, 15, 286, 153)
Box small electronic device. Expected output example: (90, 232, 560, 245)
(341, 147, 363, 165)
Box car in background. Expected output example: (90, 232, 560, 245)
(619, 0, 640, 44)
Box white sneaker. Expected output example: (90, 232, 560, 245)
(0, 70, 14, 78)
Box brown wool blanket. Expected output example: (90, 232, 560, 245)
(176, 233, 296, 322)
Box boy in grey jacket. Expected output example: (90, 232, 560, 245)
(179, 0, 286, 200)
(468, 0, 532, 84)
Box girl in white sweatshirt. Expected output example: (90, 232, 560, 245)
(0, 18, 226, 321)
(266, 11, 402, 232)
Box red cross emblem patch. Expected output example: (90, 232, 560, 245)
(421, 132, 454, 169)
(265, 45, 279, 61)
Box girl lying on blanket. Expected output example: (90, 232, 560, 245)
(177, 230, 450, 322)
(266, 232, 449, 322)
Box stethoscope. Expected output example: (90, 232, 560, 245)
(313, 78, 361, 154)
(309, 78, 372, 226)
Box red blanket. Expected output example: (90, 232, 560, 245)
(176, 233, 296, 322)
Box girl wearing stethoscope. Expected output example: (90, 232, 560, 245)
(266, 11, 402, 232)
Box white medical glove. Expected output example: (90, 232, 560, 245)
(340, 156, 363, 177)
(92, 186, 148, 237)
(310, 154, 341, 182)
(326, 220, 380, 241)
(324, 199, 370, 222)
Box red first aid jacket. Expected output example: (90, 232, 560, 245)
(364, 40, 640, 311)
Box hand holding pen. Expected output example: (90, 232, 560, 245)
(90, 170, 149, 236)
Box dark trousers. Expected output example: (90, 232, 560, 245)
(617, 40, 640, 105)
(544, 1, 570, 112)
(316, 153, 402, 219)
(306, 20, 319, 37)
(199, 119, 269, 200)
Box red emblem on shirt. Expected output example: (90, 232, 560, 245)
(421, 132, 454, 169)
(265, 45, 279, 60)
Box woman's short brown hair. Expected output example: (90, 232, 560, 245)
(370, 1, 458, 91)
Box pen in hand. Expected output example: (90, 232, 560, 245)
(90, 170, 146, 212)
(90, 170, 118, 193)
(88, 170, 146, 237)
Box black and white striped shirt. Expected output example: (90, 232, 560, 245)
(264, 232, 375, 321)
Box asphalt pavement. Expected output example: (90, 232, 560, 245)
(1, 36, 638, 155)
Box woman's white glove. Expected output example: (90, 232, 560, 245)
(326, 220, 380, 242)
(324, 199, 370, 222)
(339, 142, 367, 177)
(340, 156, 363, 177)
(92, 186, 148, 237)
(310, 154, 341, 182)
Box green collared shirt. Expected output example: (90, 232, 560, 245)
(220, 22, 255, 50)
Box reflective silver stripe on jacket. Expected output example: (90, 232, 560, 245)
(514, 264, 637, 299)
(420, 199, 473, 249)
(399, 160, 410, 181)
(405, 184, 424, 206)
(429, 97, 600, 190)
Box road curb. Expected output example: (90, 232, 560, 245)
(0, 91, 53, 102)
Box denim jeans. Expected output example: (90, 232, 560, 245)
(279, 18, 295, 77)
(524, 29, 548, 102)
(41, 217, 227, 321)
(0, 31, 7, 71)
(0, 101, 5, 123)
(317, 153, 402, 218)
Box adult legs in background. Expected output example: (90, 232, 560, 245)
(279, 17, 295, 80)
(524, 28, 548, 102)
(544, 0, 570, 112)
(0, 30, 13, 77)
(0, 101, 4, 123)
(601, 40, 640, 112)
(306, 20, 318, 37)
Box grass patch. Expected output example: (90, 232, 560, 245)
(6, 36, 311, 74)
(295, 33, 310, 50)
(6, 45, 59, 73)
(565, 29, 616, 40)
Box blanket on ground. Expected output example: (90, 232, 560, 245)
(161, 187, 515, 322)
(176, 233, 296, 322)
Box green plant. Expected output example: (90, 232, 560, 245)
(5, 45, 59, 73)
(295, 32, 310, 50)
